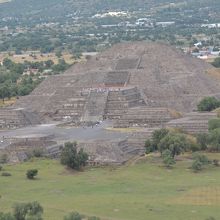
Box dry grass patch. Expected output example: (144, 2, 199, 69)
(206, 68, 220, 79)
(0, 52, 77, 64)
(0, 97, 17, 107)
(170, 186, 220, 206)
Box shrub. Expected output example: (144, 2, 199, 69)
(162, 149, 176, 168)
(213, 159, 219, 166)
(192, 153, 211, 165)
(0, 154, 8, 164)
(26, 169, 38, 179)
(208, 118, 220, 131)
(88, 217, 100, 220)
(0, 165, 2, 171)
(32, 148, 44, 158)
(208, 128, 220, 151)
(191, 153, 211, 172)
(0, 212, 15, 220)
(1, 172, 11, 177)
(64, 212, 82, 220)
(191, 159, 202, 172)
(13, 201, 43, 220)
(212, 57, 220, 68)
(145, 139, 153, 154)
(61, 142, 88, 170)
(197, 97, 220, 112)
(196, 133, 209, 150)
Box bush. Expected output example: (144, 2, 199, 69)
(212, 57, 220, 68)
(0, 165, 2, 171)
(61, 142, 88, 170)
(213, 159, 219, 166)
(88, 217, 100, 220)
(32, 148, 44, 158)
(197, 97, 220, 112)
(162, 149, 176, 168)
(208, 128, 220, 151)
(0, 154, 8, 164)
(191, 159, 202, 172)
(192, 153, 211, 165)
(64, 212, 82, 220)
(145, 139, 153, 154)
(196, 133, 209, 150)
(1, 172, 11, 177)
(0, 212, 15, 220)
(26, 169, 38, 179)
(13, 201, 43, 220)
(191, 153, 211, 172)
(208, 119, 220, 131)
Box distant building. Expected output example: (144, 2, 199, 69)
(156, 22, 175, 27)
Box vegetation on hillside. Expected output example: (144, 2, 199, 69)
(60, 142, 88, 170)
(0, 58, 70, 102)
(197, 97, 220, 112)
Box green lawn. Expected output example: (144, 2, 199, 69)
(0, 155, 220, 220)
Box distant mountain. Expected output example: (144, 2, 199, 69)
(1, 0, 220, 20)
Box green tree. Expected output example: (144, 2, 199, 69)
(208, 118, 220, 131)
(208, 128, 220, 151)
(0, 83, 11, 102)
(197, 97, 220, 112)
(26, 169, 38, 180)
(151, 128, 169, 151)
(162, 149, 176, 168)
(13, 202, 43, 220)
(196, 133, 209, 150)
(158, 133, 188, 158)
(191, 159, 202, 172)
(60, 142, 88, 170)
(191, 153, 210, 172)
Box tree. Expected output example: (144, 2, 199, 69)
(162, 149, 176, 168)
(63, 212, 81, 220)
(26, 169, 38, 179)
(13, 202, 43, 220)
(60, 142, 88, 170)
(191, 153, 210, 172)
(151, 128, 169, 151)
(145, 139, 153, 154)
(197, 97, 220, 112)
(208, 118, 220, 131)
(196, 133, 209, 150)
(158, 133, 188, 158)
(208, 128, 220, 151)
(0, 83, 11, 102)
(191, 159, 202, 172)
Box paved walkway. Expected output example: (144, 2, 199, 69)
(0, 121, 129, 149)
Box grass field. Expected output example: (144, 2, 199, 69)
(1, 154, 220, 220)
